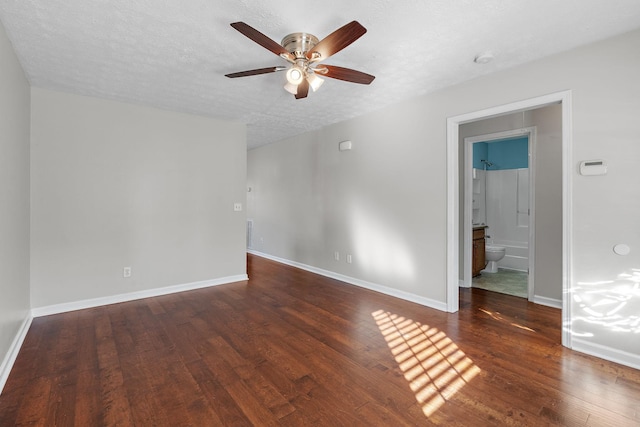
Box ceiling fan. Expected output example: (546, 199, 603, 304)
(225, 21, 375, 99)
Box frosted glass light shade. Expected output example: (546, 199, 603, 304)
(286, 67, 303, 85)
(307, 73, 324, 92)
(283, 82, 298, 95)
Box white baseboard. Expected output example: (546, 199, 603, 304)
(571, 338, 640, 370)
(248, 250, 448, 312)
(0, 314, 33, 395)
(31, 274, 249, 318)
(533, 295, 562, 309)
(458, 279, 470, 288)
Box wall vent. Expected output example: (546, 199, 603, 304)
(246, 219, 253, 249)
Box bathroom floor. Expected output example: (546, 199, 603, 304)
(472, 268, 528, 298)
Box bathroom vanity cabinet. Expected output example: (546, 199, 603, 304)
(472, 226, 486, 277)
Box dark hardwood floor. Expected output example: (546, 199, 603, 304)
(1, 254, 639, 426)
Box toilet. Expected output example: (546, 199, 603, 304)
(482, 245, 506, 273)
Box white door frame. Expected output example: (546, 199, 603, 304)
(446, 91, 573, 348)
(463, 127, 536, 302)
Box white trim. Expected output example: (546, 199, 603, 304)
(463, 127, 536, 300)
(248, 250, 448, 312)
(463, 137, 473, 288)
(446, 118, 460, 312)
(0, 314, 33, 395)
(447, 91, 573, 349)
(527, 133, 537, 302)
(560, 94, 573, 349)
(31, 274, 249, 317)
(533, 295, 562, 309)
(497, 266, 528, 273)
(571, 338, 640, 371)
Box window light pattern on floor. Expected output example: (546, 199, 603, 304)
(372, 310, 481, 417)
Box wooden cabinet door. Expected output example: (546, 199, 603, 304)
(474, 239, 485, 276)
(472, 228, 486, 277)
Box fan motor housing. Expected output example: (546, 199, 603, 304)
(281, 32, 319, 58)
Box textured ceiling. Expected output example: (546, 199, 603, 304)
(1, 1, 640, 149)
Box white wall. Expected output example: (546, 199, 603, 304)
(529, 105, 563, 302)
(248, 102, 449, 306)
(30, 89, 247, 308)
(248, 29, 640, 366)
(0, 19, 31, 390)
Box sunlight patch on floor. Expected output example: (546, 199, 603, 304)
(372, 310, 481, 417)
(479, 308, 536, 332)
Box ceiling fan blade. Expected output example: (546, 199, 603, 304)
(225, 66, 286, 78)
(295, 79, 310, 99)
(230, 22, 294, 62)
(306, 21, 367, 62)
(315, 65, 375, 85)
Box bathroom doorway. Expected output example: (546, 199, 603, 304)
(463, 129, 535, 300)
(445, 90, 571, 347)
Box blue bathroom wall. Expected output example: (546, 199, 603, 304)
(473, 142, 488, 169)
(473, 136, 528, 170)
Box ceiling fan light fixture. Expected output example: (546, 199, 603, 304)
(283, 82, 299, 95)
(307, 73, 324, 92)
(226, 21, 374, 99)
(286, 66, 304, 85)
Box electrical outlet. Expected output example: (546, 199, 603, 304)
(234, 203, 242, 211)
(334, 251, 340, 261)
(123, 267, 132, 278)
(346, 254, 353, 264)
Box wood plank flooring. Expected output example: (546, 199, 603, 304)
(1, 254, 639, 426)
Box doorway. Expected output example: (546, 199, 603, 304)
(445, 91, 573, 348)
(463, 127, 535, 301)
